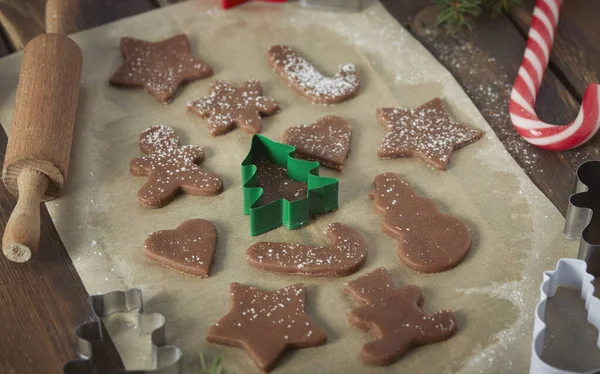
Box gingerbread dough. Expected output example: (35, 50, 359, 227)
(267, 45, 360, 105)
(282, 115, 352, 171)
(344, 267, 457, 366)
(246, 222, 367, 276)
(130, 125, 223, 208)
(187, 80, 281, 136)
(369, 173, 471, 273)
(206, 283, 327, 372)
(377, 98, 483, 170)
(109, 34, 213, 104)
(252, 157, 307, 207)
(144, 219, 217, 277)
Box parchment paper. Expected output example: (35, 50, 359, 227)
(0, 1, 580, 372)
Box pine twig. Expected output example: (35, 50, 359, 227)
(433, 0, 483, 31)
(483, 0, 522, 17)
(433, 0, 522, 31)
(198, 352, 235, 374)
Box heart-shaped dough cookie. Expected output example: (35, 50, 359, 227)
(282, 115, 352, 171)
(144, 219, 217, 277)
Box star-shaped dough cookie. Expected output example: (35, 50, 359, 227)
(187, 80, 281, 136)
(377, 98, 483, 170)
(110, 34, 213, 104)
(206, 283, 327, 372)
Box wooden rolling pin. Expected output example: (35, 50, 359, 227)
(2, 0, 81, 263)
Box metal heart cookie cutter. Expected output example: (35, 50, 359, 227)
(241, 134, 338, 236)
(564, 160, 600, 276)
(62, 288, 182, 374)
(530, 258, 600, 374)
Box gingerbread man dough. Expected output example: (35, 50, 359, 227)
(130, 125, 223, 208)
(344, 267, 457, 366)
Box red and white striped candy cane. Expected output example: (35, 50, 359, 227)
(509, 0, 600, 150)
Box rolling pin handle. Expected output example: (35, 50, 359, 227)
(2, 169, 49, 263)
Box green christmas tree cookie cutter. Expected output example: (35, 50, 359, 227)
(242, 135, 339, 236)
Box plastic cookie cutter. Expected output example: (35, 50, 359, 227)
(62, 288, 182, 374)
(241, 134, 338, 236)
(531, 258, 600, 374)
(564, 160, 600, 277)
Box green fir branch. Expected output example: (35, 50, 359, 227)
(433, 0, 521, 31)
(198, 352, 235, 374)
(483, 0, 522, 17)
(433, 0, 482, 30)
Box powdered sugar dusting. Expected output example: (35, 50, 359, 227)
(378, 98, 483, 170)
(206, 283, 326, 370)
(282, 115, 352, 170)
(130, 125, 223, 207)
(187, 79, 281, 136)
(253, 158, 308, 206)
(144, 219, 217, 277)
(109, 35, 212, 104)
(246, 222, 367, 276)
(268, 45, 360, 105)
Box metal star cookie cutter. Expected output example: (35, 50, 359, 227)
(241, 135, 338, 236)
(62, 288, 182, 374)
(530, 259, 600, 374)
(564, 160, 600, 276)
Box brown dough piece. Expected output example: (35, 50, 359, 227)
(253, 157, 307, 206)
(344, 267, 457, 366)
(377, 98, 483, 170)
(369, 173, 471, 273)
(246, 222, 367, 277)
(282, 115, 352, 171)
(187, 80, 281, 136)
(206, 283, 327, 372)
(130, 125, 223, 208)
(109, 34, 212, 104)
(267, 45, 360, 105)
(144, 219, 217, 277)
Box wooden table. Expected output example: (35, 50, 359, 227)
(0, 0, 597, 372)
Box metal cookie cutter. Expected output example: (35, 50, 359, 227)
(242, 135, 338, 236)
(63, 289, 182, 374)
(564, 160, 600, 276)
(530, 259, 600, 374)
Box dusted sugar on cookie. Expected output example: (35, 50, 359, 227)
(377, 98, 483, 170)
(109, 34, 213, 104)
(130, 125, 223, 208)
(246, 222, 367, 276)
(369, 173, 471, 273)
(282, 115, 352, 171)
(187, 80, 281, 136)
(144, 219, 217, 277)
(252, 157, 307, 206)
(267, 45, 360, 105)
(344, 267, 457, 366)
(206, 283, 327, 372)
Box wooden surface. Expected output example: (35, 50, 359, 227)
(0, 0, 598, 373)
